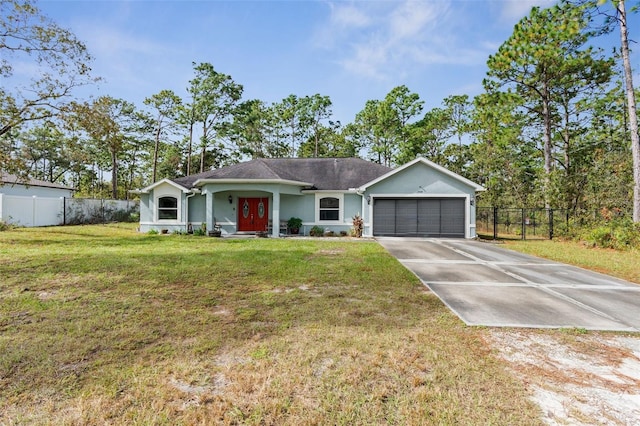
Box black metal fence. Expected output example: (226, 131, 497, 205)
(476, 207, 571, 240)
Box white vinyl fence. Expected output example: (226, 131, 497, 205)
(0, 195, 139, 227)
(0, 194, 64, 227)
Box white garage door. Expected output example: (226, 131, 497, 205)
(373, 198, 466, 237)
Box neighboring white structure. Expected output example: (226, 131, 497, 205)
(0, 173, 74, 227)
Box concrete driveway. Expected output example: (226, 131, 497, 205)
(377, 238, 640, 331)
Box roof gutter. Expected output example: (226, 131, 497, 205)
(351, 187, 365, 196)
(300, 189, 357, 194)
(192, 178, 313, 187)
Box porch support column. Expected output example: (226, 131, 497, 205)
(271, 191, 280, 238)
(205, 190, 214, 233)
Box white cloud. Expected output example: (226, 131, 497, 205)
(317, 0, 484, 81)
(77, 24, 168, 59)
(314, 1, 373, 49)
(389, 0, 441, 41)
(341, 40, 389, 80)
(330, 2, 371, 28)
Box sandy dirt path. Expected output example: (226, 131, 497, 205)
(488, 330, 640, 425)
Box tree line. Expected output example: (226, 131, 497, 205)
(1, 0, 638, 222)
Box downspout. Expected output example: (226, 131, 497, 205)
(185, 188, 200, 232)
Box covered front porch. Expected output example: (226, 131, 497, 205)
(197, 181, 308, 238)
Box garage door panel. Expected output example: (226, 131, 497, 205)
(418, 199, 440, 236)
(373, 197, 466, 238)
(372, 199, 396, 236)
(440, 199, 465, 237)
(395, 200, 417, 235)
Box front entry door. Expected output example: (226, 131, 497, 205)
(237, 198, 269, 232)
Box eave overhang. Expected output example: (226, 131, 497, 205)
(130, 178, 191, 194)
(192, 178, 314, 188)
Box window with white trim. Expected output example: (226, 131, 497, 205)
(319, 197, 340, 221)
(158, 196, 178, 220)
(316, 193, 343, 222)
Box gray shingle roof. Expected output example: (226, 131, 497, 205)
(0, 172, 74, 190)
(172, 158, 392, 190)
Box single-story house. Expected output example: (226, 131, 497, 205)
(133, 157, 485, 238)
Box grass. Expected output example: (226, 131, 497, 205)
(1, 224, 542, 425)
(503, 239, 640, 284)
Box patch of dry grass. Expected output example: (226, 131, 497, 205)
(504, 239, 640, 284)
(0, 225, 541, 424)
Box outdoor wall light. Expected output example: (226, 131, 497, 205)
(228, 195, 233, 204)
(366, 195, 371, 205)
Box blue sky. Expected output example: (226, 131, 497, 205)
(34, 0, 630, 124)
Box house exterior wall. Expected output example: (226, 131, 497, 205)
(365, 163, 474, 196)
(280, 194, 310, 221)
(139, 182, 187, 233)
(187, 194, 205, 223)
(344, 193, 364, 222)
(218, 190, 360, 236)
(278, 192, 361, 235)
(139, 184, 364, 236)
(139, 194, 151, 231)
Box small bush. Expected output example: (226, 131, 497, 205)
(0, 220, 15, 232)
(147, 229, 159, 235)
(586, 226, 614, 248)
(287, 217, 303, 230)
(193, 228, 206, 236)
(583, 219, 640, 250)
(614, 221, 640, 248)
(112, 209, 136, 223)
(310, 226, 325, 237)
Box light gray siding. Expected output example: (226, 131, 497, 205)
(280, 194, 314, 223)
(187, 194, 205, 223)
(365, 162, 474, 196)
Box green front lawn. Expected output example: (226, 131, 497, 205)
(0, 225, 541, 425)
